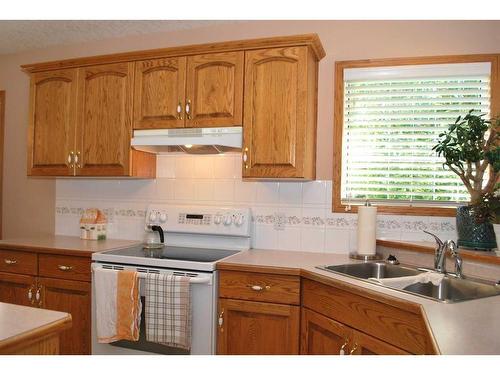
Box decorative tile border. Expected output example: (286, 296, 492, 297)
(57, 204, 456, 233)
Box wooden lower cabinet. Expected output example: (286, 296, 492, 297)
(39, 277, 91, 355)
(300, 308, 408, 355)
(0, 251, 91, 355)
(217, 298, 299, 355)
(350, 329, 409, 355)
(300, 307, 349, 355)
(0, 272, 36, 307)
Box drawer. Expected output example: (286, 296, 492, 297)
(219, 270, 300, 305)
(0, 250, 37, 275)
(38, 254, 91, 282)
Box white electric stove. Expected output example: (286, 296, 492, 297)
(91, 204, 252, 355)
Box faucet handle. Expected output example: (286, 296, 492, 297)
(423, 230, 444, 248)
(445, 239, 458, 255)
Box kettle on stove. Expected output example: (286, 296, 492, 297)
(143, 225, 165, 249)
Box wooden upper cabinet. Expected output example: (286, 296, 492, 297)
(243, 46, 318, 179)
(185, 52, 243, 128)
(76, 62, 134, 176)
(28, 69, 77, 176)
(133, 57, 187, 129)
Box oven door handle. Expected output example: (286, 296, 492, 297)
(92, 264, 213, 285)
(137, 273, 212, 285)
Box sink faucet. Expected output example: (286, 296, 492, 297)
(423, 231, 464, 278)
(446, 239, 464, 278)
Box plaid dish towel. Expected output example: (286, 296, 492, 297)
(145, 273, 192, 350)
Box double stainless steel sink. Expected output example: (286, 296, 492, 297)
(318, 262, 500, 303)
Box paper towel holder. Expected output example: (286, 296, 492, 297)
(349, 199, 382, 261)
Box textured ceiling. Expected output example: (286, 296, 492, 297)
(0, 20, 237, 55)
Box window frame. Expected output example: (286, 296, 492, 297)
(333, 54, 500, 217)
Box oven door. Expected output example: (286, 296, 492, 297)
(91, 263, 217, 355)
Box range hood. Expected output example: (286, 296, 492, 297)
(131, 127, 242, 154)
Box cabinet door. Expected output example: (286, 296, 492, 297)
(350, 329, 409, 355)
(76, 62, 133, 176)
(0, 272, 36, 307)
(300, 307, 350, 355)
(217, 298, 299, 355)
(185, 52, 243, 128)
(28, 69, 77, 176)
(39, 277, 91, 355)
(243, 46, 312, 178)
(133, 57, 187, 129)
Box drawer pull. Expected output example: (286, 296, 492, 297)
(58, 265, 73, 271)
(4, 259, 17, 265)
(250, 285, 270, 291)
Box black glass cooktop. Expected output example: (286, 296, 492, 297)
(104, 245, 239, 263)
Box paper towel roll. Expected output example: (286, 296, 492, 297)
(356, 205, 377, 255)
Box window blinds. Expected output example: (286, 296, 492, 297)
(341, 62, 491, 206)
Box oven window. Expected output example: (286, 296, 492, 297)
(110, 297, 189, 355)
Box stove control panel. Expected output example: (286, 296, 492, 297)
(145, 205, 251, 237)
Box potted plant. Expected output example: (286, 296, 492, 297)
(476, 189, 500, 253)
(433, 111, 500, 250)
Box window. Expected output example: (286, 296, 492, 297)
(333, 55, 499, 216)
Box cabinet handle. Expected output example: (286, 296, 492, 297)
(4, 259, 17, 265)
(35, 286, 41, 307)
(339, 338, 349, 355)
(349, 343, 358, 355)
(185, 100, 191, 120)
(74, 151, 81, 169)
(176, 102, 183, 120)
(58, 265, 73, 271)
(67, 151, 75, 167)
(218, 309, 224, 328)
(249, 285, 270, 291)
(28, 285, 34, 304)
(243, 147, 249, 169)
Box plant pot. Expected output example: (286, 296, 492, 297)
(456, 206, 497, 251)
(493, 224, 500, 251)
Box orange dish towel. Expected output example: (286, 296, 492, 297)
(94, 268, 141, 343)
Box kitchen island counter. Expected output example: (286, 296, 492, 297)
(0, 302, 71, 354)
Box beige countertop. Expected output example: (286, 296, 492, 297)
(0, 302, 72, 352)
(218, 249, 500, 355)
(0, 235, 140, 257)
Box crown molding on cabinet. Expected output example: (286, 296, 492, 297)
(20, 33, 326, 73)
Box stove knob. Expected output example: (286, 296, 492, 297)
(214, 214, 222, 225)
(159, 213, 167, 223)
(235, 215, 244, 227)
(223, 215, 232, 226)
(149, 211, 158, 222)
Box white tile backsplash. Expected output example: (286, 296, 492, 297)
(55, 154, 458, 254)
(256, 182, 280, 204)
(279, 182, 303, 206)
(303, 180, 326, 205)
(301, 227, 325, 252)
